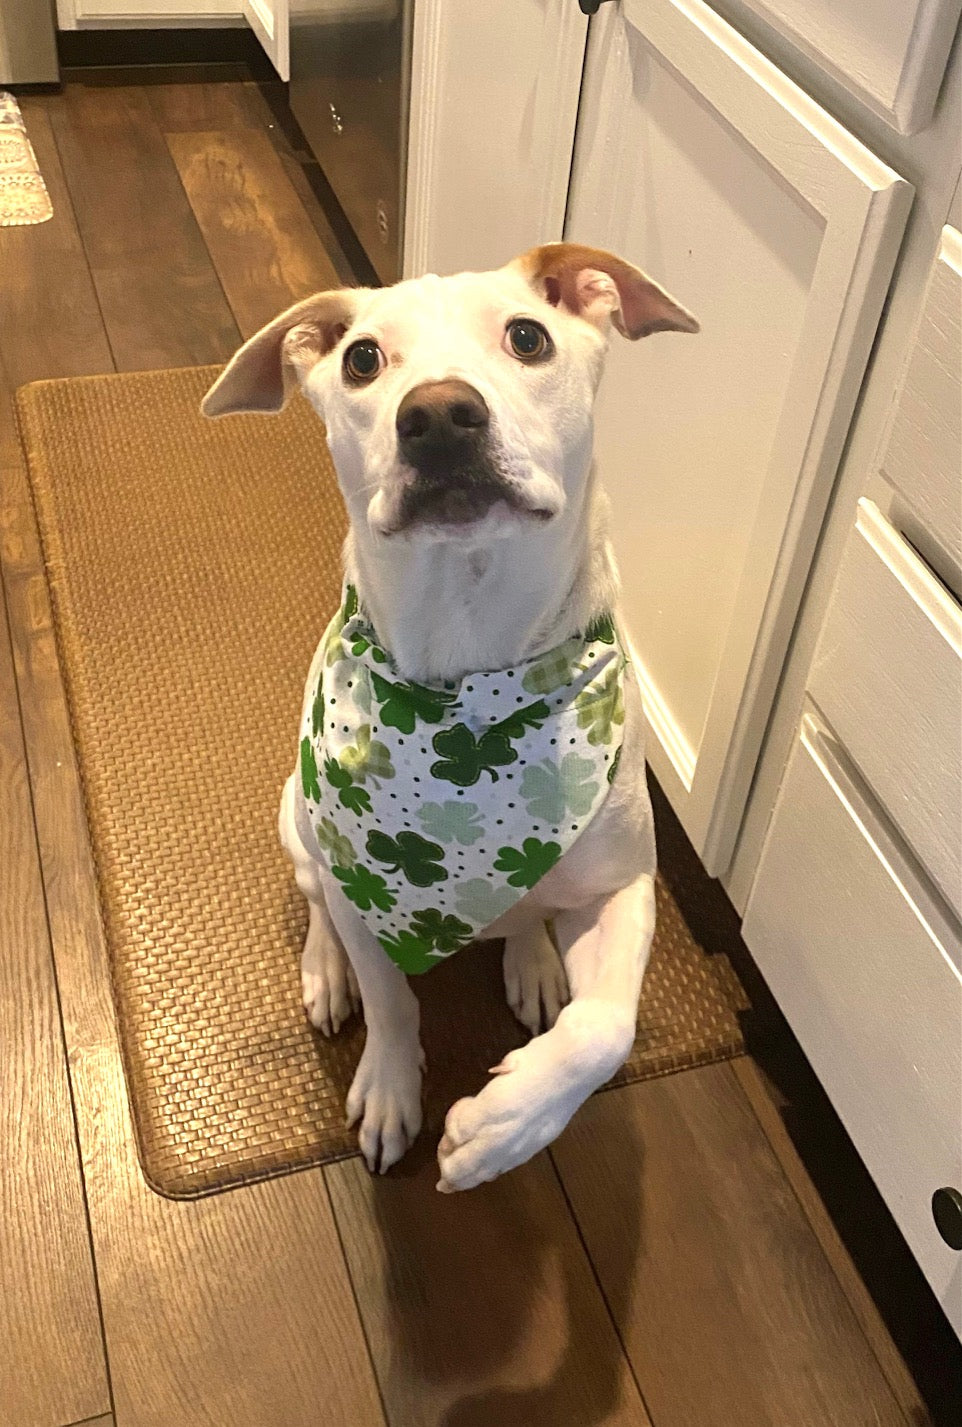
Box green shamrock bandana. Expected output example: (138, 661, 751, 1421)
(298, 586, 627, 975)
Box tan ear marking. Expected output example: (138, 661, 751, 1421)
(201, 289, 363, 418)
(511, 241, 699, 340)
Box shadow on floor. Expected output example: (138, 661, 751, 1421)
(364, 1099, 646, 1426)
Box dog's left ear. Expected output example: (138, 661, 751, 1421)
(509, 243, 699, 340)
(201, 288, 363, 417)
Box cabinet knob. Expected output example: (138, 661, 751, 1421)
(578, 0, 615, 14)
(932, 1187, 962, 1250)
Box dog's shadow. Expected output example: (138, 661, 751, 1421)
(363, 942, 647, 1427)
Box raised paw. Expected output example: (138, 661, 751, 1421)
(436, 1036, 580, 1193)
(301, 901, 361, 1036)
(347, 1036, 424, 1174)
(503, 923, 569, 1035)
(436, 1002, 636, 1192)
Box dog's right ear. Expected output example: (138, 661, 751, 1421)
(201, 289, 363, 417)
(508, 243, 699, 340)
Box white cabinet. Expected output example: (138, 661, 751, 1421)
(743, 709, 962, 1329)
(726, 0, 962, 134)
(730, 28, 962, 1326)
(809, 499, 962, 919)
(242, 0, 288, 82)
(404, 0, 587, 278)
(565, 0, 912, 874)
(56, 0, 241, 25)
(880, 225, 962, 569)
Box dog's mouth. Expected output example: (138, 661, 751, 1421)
(386, 462, 555, 535)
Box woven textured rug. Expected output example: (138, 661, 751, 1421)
(16, 365, 745, 1199)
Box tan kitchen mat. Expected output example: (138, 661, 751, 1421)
(16, 365, 745, 1199)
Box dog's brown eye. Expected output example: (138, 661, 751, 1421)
(506, 319, 551, 362)
(343, 339, 384, 384)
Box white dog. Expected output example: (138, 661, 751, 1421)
(203, 243, 698, 1193)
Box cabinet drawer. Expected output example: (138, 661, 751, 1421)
(744, 711, 962, 1332)
(809, 498, 962, 917)
(744, 0, 962, 134)
(879, 226, 962, 569)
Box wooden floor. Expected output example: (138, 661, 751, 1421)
(0, 76, 937, 1427)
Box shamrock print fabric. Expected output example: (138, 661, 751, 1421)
(297, 588, 627, 974)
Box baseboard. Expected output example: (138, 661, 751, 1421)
(649, 775, 962, 1426)
(56, 25, 274, 78)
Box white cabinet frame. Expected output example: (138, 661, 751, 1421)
(403, 0, 588, 278)
(570, 0, 913, 874)
(242, 0, 288, 81)
(56, 0, 242, 25)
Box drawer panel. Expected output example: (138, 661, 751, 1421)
(744, 711, 962, 1332)
(880, 226, 962, 570)
(747, 0, 962, 133)
(810, 499, 962, 917)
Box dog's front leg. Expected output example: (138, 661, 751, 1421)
(320, 868, 425, 1174)
(437, 872, 655, 1192)
(279, 773, 361, 1036)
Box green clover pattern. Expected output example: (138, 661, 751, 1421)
(575, 662, 625, 747)
(409, 908, 473, 953)
(521, 639, 582, 696)
(370, 671, 457, 735)
(366, 829, 448, 888)
(340, 724, 395, 785)
(494, 837, 562, 889)
(323, 756, 372, 815)
(416, 800, 485, 845)
(453, 878, 518, 927)
(376, 928, 433, 973)
(430, 700, 550, 787)
(520, 752, 599, 824)
(333, 865, 396, 912)
(300, 736, 321, 801)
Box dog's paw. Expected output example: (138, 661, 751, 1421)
(503, 923, 569, 1035)
(347, 1037, 424, 1174)
(301, 905, 361, 1036)
(436, 1035, 581, 1193)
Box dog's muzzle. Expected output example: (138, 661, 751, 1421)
(393, 378, 516, 529)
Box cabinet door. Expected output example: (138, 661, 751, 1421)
(404, 0, 587, 276)
(244, 0, 290, 81)
(566, 0, 912, 874)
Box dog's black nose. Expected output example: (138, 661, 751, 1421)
(396, 380, 490, 470)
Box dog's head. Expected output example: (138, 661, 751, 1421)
(202, 244, 697, 542)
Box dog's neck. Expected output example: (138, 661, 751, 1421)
(344, 467, 617, 684)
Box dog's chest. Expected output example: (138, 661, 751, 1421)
(296, 597, 626, 974)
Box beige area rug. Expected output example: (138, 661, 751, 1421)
(16, 365, 746, 1198)
(0, 93, 52, 226)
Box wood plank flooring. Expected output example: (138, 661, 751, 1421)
(0, 466, 109, 1427)
(167, 126, 342, 336)
(45, 84, 241, 371)
(327, 1150, 650, 1427)
(553, 1064, 907, 1427)
(0, 74, 940, 1427)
